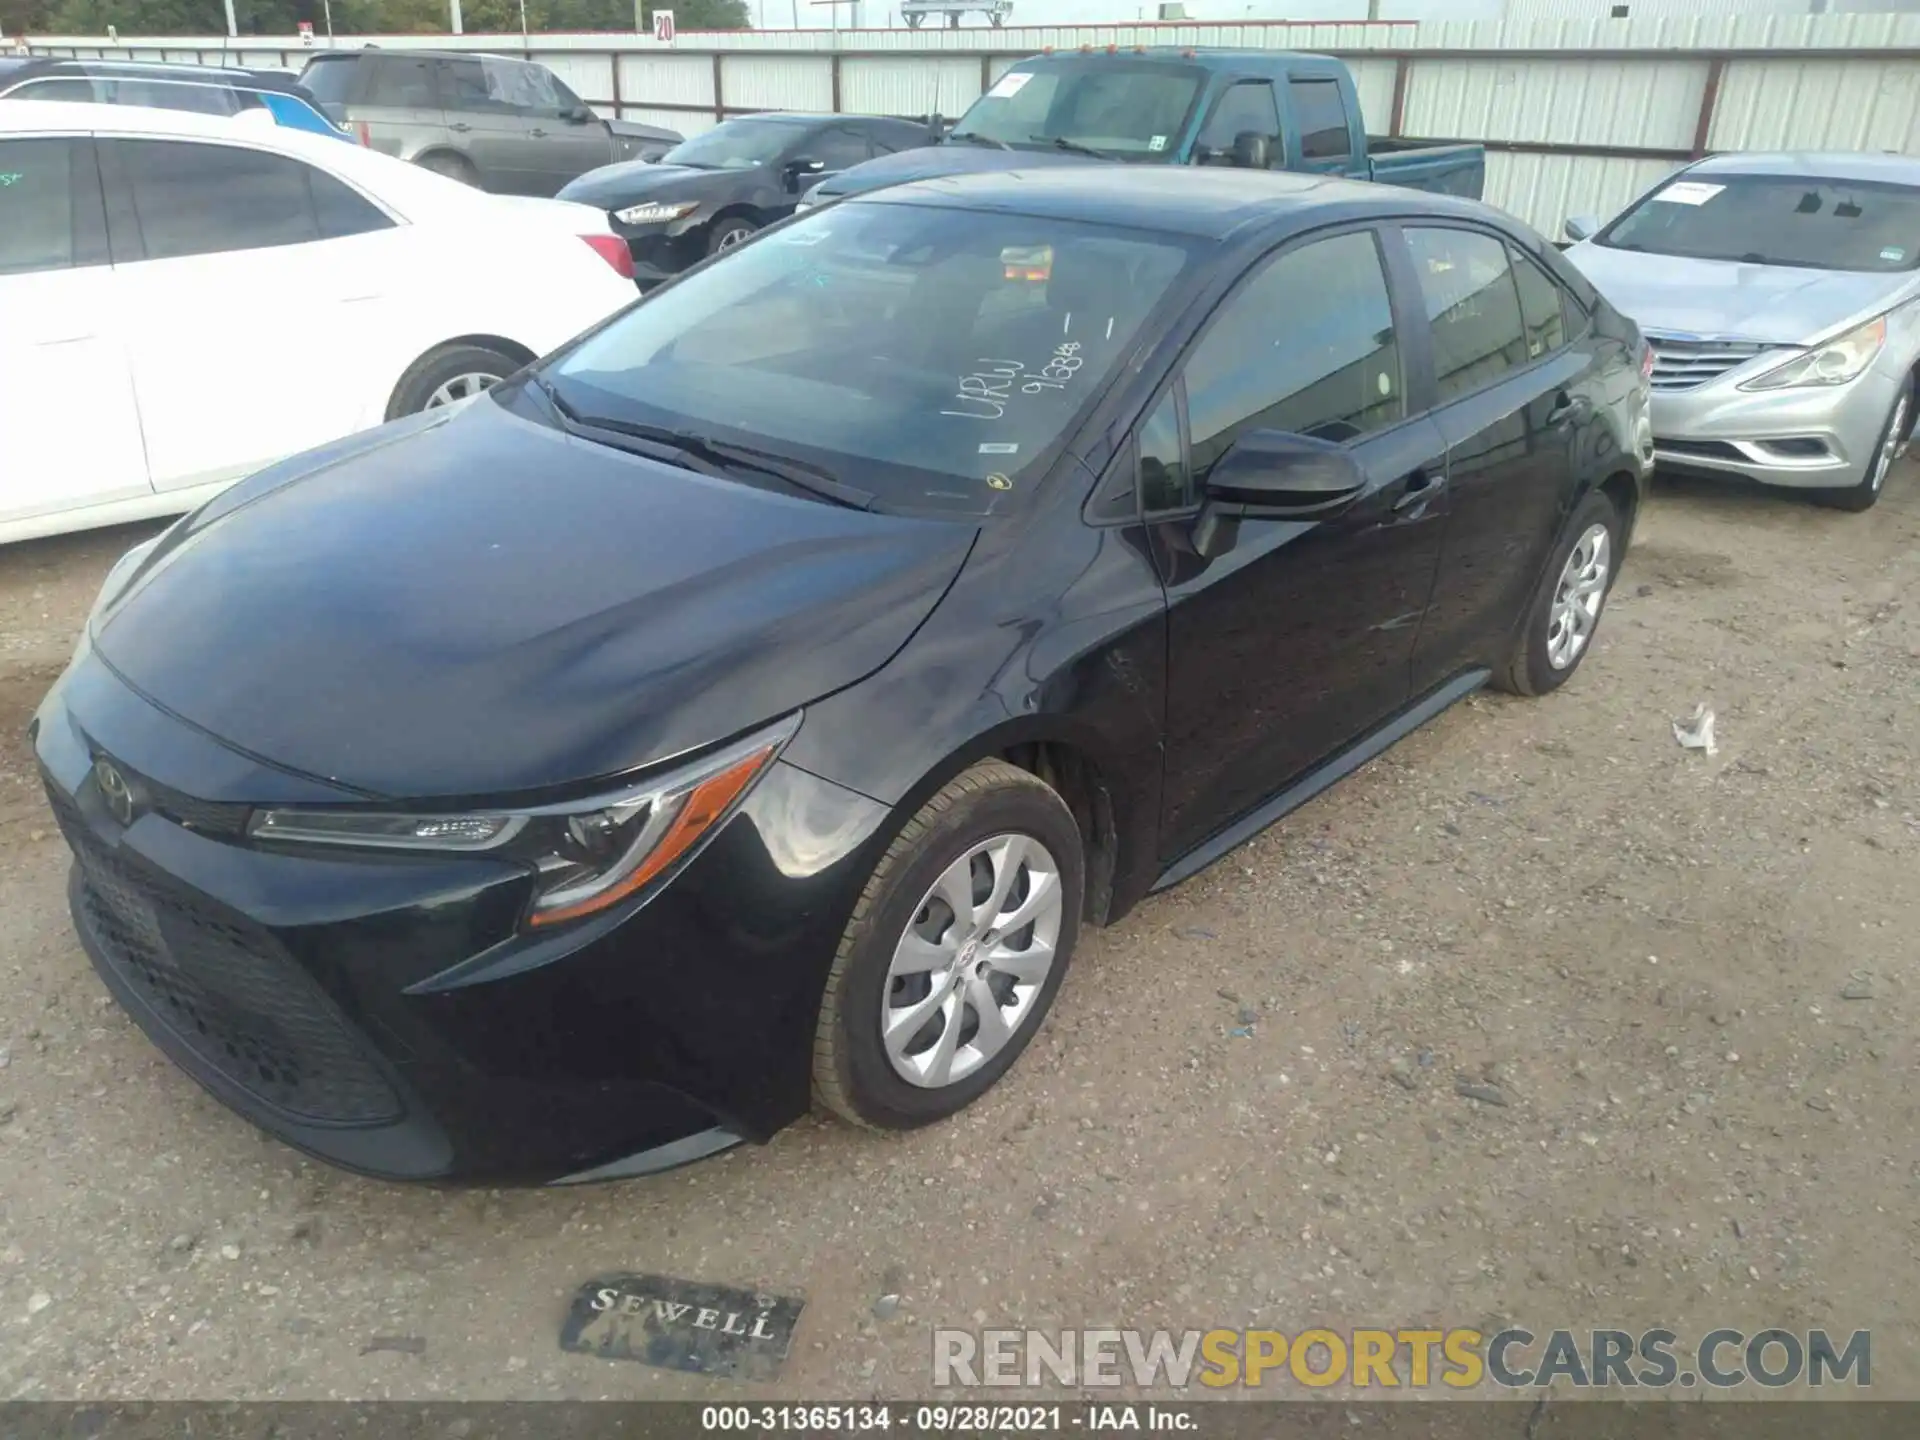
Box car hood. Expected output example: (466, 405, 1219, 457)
(1564, 242, 1911, 346)
(558, 161, 756, 209)
(607, 118, 680, 145)
(808, 142, 1098, 202)
(92, 397, 977, 802)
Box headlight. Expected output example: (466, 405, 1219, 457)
(613, 199, 699, 226)
(1741, 316, 1887, 391)
(249, 713, 799, 927)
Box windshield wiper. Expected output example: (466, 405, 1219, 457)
(1034, 135, 1111, 159)
(944, 130, 1011, 150)
(534, 378, 876, 511)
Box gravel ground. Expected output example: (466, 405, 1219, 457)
(0, 468, 1915, 1402)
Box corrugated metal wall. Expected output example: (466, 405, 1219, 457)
(27, 13, 1920, 233)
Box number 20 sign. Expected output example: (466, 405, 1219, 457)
(652, 8, 676, 42)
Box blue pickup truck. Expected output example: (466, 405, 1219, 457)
(799, 49, 1485, 209)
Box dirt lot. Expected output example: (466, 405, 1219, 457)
(1, 470, 1915, 1403)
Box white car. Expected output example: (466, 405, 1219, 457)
(0, 99, 640, 545)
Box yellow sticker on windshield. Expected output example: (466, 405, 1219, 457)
(1002, 245, 1053, 282)
(986, 473, 1014, 491)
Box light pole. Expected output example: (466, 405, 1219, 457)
(451, 0, 465, 34)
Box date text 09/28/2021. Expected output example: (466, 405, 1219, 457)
(700, 1406, 1192, 1432)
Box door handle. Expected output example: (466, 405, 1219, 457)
(1391, 467, 1447, 514)
(448, 121, 472, 133)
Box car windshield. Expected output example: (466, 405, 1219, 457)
(948, 60, 1204, 161)
(659, 120, 799, 170)
(296, 57, 357, 104)
(1596, 172, 1920, 273)
(541, 200, 1193, 515)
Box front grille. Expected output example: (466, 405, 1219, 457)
(1646, 334, 1769, 392)
(46, 781, 402, 1127)
(141, 772, 250, 838)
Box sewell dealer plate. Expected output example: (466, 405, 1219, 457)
(560, 1272, 805, 1381)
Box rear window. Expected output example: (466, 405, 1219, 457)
(298, 56, 362, 104)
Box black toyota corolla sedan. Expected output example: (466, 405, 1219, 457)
(34, 166, 1652, 1185)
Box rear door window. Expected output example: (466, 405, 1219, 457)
(365, 55, 437, 109)
(7, 76, 105, 102)
(1288, 78, 1352, 162)
(1405, 226, 1531, 403)
(110, 78, 240, 116)
(0, 136, 108, 276)
(1509, 246, 1569, 360)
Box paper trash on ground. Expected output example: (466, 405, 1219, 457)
(1672, 703, 1718, 755)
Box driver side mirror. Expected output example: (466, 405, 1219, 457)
(1230, 130, 1273, 170)
(783, 156, 828, 190)
(562, 102, 595, 125)
(1192, 430, 1367, 558)
(1563, 213, 1599, 242)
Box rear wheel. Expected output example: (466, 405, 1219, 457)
(813, 760, 1084, 1131)
(1812, 378, 1911, 513)
(416, 151, 478, 186)
(385, 343, 522, 421)
(1492, 489, 1621, 697)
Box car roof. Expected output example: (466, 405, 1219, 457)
(1688, 150, 1920, 186)
(0, 96, 332, 144)
(4, 55, 309, 92)
(1018, 46, 1342, 75)
(864, 164, 1501, 241)
(721, 111, 922, 129)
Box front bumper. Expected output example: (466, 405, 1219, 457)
(1650, 361, 1898, 490)
(33, 653, 889, 1185)
(611, 222, 707, 285)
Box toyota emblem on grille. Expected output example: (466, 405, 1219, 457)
(94, 758, 137, 826)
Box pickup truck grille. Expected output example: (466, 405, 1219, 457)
(1645, 334, 1769, 392)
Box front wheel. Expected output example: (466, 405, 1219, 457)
(1492, 489, 1621, 697)
(705, 216, 758, 256)
(813, 760, 1084, 1131)
(1812, 378, 1911, 513)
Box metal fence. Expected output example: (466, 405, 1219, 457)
(25, 12, 1920, 234)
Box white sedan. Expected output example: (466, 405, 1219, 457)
(1, 99, 640, 545)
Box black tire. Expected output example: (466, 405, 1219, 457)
(385, 342, 521, 421)
(813, 760, 1085, 1131)
(415, 151, 478, 186)
(1811, 377, 1911, 513)
(1492, 488, 1622, 697)
(705, 215, 759, 256)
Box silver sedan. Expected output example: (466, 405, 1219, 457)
(1562, 151, 1917, 511)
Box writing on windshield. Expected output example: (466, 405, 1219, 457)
(544, 202, 1191, 514)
